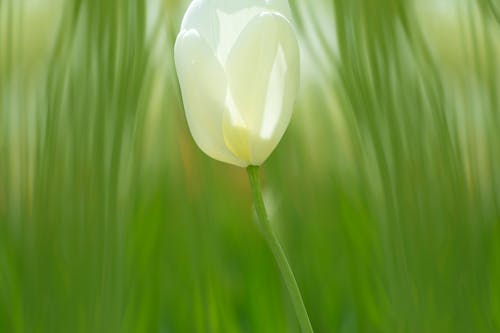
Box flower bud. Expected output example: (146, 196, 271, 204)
(174, 0, 300, 167)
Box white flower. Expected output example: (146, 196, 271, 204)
(174, 0, 300, 167)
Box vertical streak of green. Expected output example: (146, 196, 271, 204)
(246, 166, 314, 333)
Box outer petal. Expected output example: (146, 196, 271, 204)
(223, 12, 300, 165)
(179, 1, 220, 50)
(210, 0, 292, 17)
(263, 0, 293, 18)
(180, 0, 293, 62)
(174, 29, 246, 166)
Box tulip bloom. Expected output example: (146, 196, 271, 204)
(175, 0, 300, 167)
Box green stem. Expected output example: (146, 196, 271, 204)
(246, 165, 314, 333)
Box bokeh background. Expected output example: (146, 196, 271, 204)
(1, 0, 500, 332)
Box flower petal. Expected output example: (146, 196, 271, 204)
(179, 1, 220, 50)
(180, 0, 294, 62)
(224, 12, 300, 165)
(263, 0, 293, 18)
(174, 29, 246, 166)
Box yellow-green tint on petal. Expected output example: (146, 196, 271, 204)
(222, 112, 252, 165)
(224, 12, 300, 165)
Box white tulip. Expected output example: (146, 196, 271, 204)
(174, 0, 300, 167)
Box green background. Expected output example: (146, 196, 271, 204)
(1, 0, 499, 332)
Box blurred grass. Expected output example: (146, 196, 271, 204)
(1, 0, 499, 332)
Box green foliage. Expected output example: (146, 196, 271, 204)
(1, 0, 499, 332)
